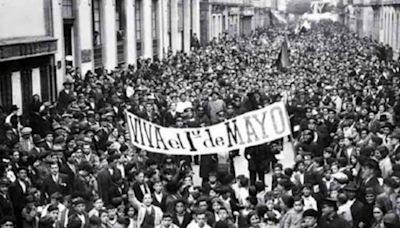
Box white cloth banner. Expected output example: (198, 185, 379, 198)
(126, 102, 291, 155)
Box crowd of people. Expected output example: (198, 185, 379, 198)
(1, 20, 400, 228)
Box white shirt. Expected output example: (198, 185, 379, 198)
(176, 101, 192, 113)
(154, 192, 163, 204)
(18, 180, 26, 193)
(303, 196, 318, 211)
(77, 214, 86, 225)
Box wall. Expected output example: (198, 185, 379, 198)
(0, 0, 46, 39)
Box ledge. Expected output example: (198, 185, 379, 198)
(0, 36, 57, 62)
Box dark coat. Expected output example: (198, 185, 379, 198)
(200, 155, 218, 180)
(245, 144, 272, 172)
(59, 163, 76, 189)
(41, 173, 70, 199)
(350, 200, 364, 228)
(57, 89, 75, 111)
(67, 212, 90, 228)
(132, 182, 151, 202)
(319, 213, 351, 228)
(172, 212, 192, 228)
(0, 193, 14, 220)
(97, 167, 120, 206)
(152, 192, 167, 212)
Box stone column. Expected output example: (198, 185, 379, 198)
(125, 0, 137, 65)
(101, 0, 117, 69)
(170, 0, 179, 53)
(192, 0, 200, 40)
(156, 0, 164, 59)
(74, 0, 94, 74)
(51, 0, 65, 91)
(183, 0, 191, 52)
(142, 0, 153, 58)
(162, 0, 170, 55)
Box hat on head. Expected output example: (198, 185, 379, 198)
(72, 197, 86, 206)
(33, 134, 45, 145)
(51, 192, 63, 200)
(321, 198, 338, 210)
(21, 127, 32, 136)
(343, 182, 358, 192)
(391, 130, 400, 140)
(0, 178, 10, 187)
(303, 209, 318, 218)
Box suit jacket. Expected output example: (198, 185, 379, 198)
(319, 213, 351, 228)
(59, 163, 76, 188)
(132, 182, 151, 202)
(152, 192, 167, 212)
(8, 179, 28, 214)
(349, 200, 364, 228)
(172, 212, 192, 228)
(0, 193, 14, 220)
(57, 89, 75, 111)
(41, 173, 70, 199)
(97, 167, 120, 206)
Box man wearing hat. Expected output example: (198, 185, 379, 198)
(67, 197, 89, 228)
(343, 182, 364, 228)
(359, 158, 382, 199)
(57, 79, 75, 111)
(18, 127, 33, 153)
(0, 217, 15, 228)
(390, 129, 400, 156)
(320, 198, 351, 228)
(8, 166, 30, 228)
(302, 209, 319, 228)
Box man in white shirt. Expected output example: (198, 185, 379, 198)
(176, 93, 192, 114)
(187, 211, 212, 228)
(302, 184, 318, 211)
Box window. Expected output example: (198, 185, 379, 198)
(92, 0, 102, 46)
(62, 0, 74, 19)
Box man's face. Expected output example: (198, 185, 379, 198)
(175, 202, 185, 214)
(18, 169, 27, 180)
(154, 182, 163, 193)
(143, 194, 153, 206)
(346, 191, 356, 200)
(83, 145, 91, 155)
(75, 204, 86, 213)
(50, 164, 59, 176)
(46, 134, 54, 142)
(199, 201, 208, 211)
(218, 209, 228, 221)
(49, 210, 59, 220)
(303, 216, 317, 228)
(196, 214, 206, 226)
(321, 205, 334, 216)
(162, 217, 173, 227)
(209, 175, 217, 184)
(136, 172, 144, 183)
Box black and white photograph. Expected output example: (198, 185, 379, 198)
(1, 0, 400, 227)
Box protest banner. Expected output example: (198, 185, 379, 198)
(126, 102, 291, 155)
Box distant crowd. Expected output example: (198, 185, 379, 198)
(0, 20, 400, 228)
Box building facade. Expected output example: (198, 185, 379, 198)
(344, 0, 400, 58)
(0, 0, 273, 113)
(199, 0, 273, 45)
